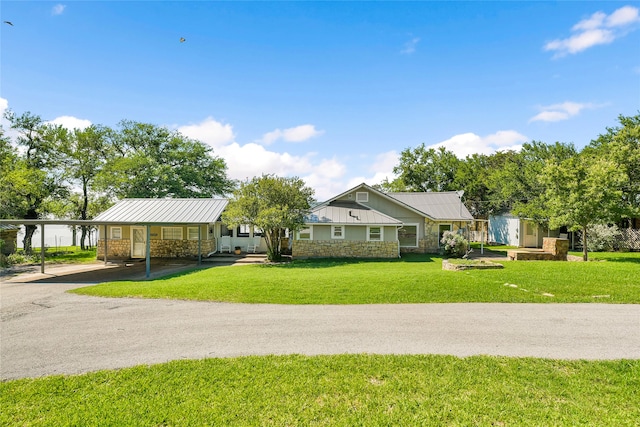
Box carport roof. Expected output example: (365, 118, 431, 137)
(94, 198, 229, 224)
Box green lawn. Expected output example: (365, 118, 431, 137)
(5, 246, 98, 266)
(71, 252, 640, 304)
(1, 355, 638, 426)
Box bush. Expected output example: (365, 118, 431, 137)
(587, 224, 620, 252)
(440, 231, 469, 258)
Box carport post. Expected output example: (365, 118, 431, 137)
(40, 223, 45, 274)
(104, 225, 108, 265)
(198, 225, 202, 266)
(145, 225, 151, 278)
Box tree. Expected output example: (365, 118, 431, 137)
(2, 111, 68, 253)
(97, 120, 233, 198)
(544, 152, 625, 261)
(586, 113, 640, 224)
(222, 175, 315, 261)
(393, 145, 460, 192)
(491, 141, 577, 226)
(58, 125, 113, 249)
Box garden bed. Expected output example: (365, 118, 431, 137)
(442, 259, 504, 271)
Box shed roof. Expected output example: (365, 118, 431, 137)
(388, 192, 474, 221)
(94, 198, 228, 224)
(305, 201, 402, 225)
(0, 224, 20, 231)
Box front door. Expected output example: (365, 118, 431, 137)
(131, 226, 146, 258)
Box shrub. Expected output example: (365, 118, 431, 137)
(587, 224, 620, 252)
(440, 231, 469, 258)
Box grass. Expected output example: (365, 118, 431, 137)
(71, 252, 640, 304)
(1, 354, 638, 426)
(5, 246, 98, 266)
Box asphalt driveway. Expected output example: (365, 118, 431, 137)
(2, 264, 639, 380)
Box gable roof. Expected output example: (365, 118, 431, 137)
(321, 183, 473, 222)
(94, 198, 228, 224)
(389, 192, 474, 221)
(306, 200, 402, 225)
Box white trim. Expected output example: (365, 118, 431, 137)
(331, 225, 345, 239)
(398, 223, 419, 248)
(162, 226, 183, 240)
(367, 225, 383, 241)
(109, 226, 122, 240)
(187, 226, 200, 241)
(297, 225, 313, 240)
(355, 191, 369, 202)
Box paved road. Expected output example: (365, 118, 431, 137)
(2, 265, 639, 380)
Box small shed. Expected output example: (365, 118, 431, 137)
(488, 213, 558, 248)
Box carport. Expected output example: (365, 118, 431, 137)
(0, 219, 205, 279)
(0, 198, 228, 279)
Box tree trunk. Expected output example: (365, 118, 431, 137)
(80, 179, 89, 250)
(23, 225, 37, 255)
(582, 225, 588, 262)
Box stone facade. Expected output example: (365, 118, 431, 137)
(97, 238, 216, 260)
(293, 240, 399, 258)
(97, 239, 131, 259)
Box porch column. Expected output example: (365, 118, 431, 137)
(145, 225, 151, 278)
(104, 225, 108, 265)
(40, 224, 45, 274)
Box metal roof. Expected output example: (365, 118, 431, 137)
(0, 224, 21, 231)
(389, 192, 474, 221)
(305, 201, 402, 225)
(94, 198, 229, 224)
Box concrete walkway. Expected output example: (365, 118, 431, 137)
(2, 273, 639, 380)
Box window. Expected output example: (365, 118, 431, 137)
(237, 224, 251, 237)
(356, 192, 369, 202)
(332, 225, 344, 239)
(298, 226, 312, 240)
(368, 226, 383, 241)
(398, 225, 418, 247)
(110, 227, 122, 240)
(187, 227, 200, 240)
(162, 227, 183, 240)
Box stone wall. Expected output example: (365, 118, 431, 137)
(542, 237, 569, 260)
(97, 238, 216, 259)
(293, 240, 399, 258)
(97, 239, 131, 259)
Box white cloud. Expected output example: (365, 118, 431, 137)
(529, 101, 600, 123)
(52, 4, 66, 15)
(48, 115, 92, 130)
(177, 116, 346, 200)
(178, 116, 235, 148)
(430, 130, 528, 158)
(545, 5, 640, 57)
(400, 37, 420, 55)
(260, 124, 323, 145)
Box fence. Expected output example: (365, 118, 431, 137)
(620, 228, 640, 250)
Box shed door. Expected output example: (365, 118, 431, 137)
(523, 221, 538, 248)
(131, 227, 146, 258)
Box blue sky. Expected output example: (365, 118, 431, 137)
(1, 1, 639, 200)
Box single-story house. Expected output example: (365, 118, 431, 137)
(94, 198, 233, 260)
(292, 183, 474, 258)
(0, 224, 20, 255)
(488, 213, 559, 248)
